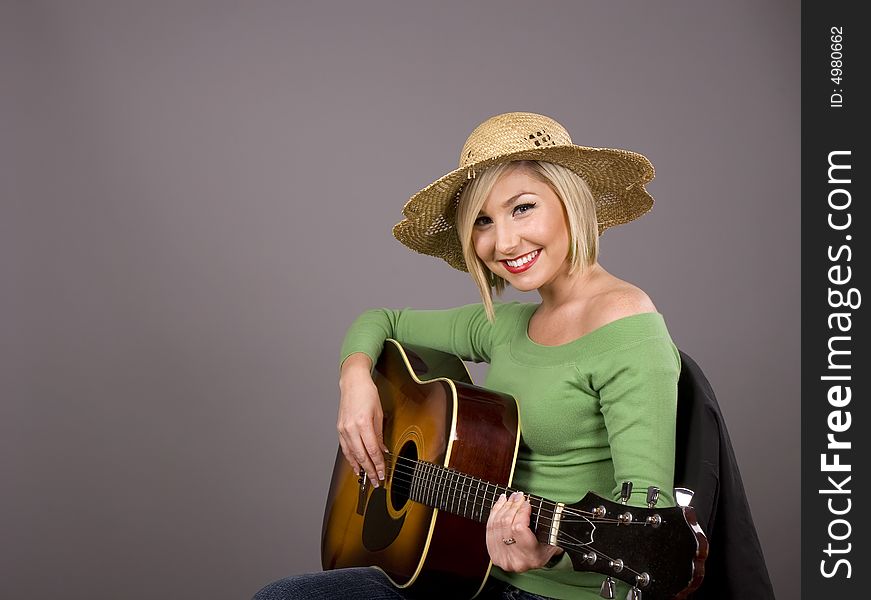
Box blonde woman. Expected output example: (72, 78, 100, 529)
(254, 113, 680, 600)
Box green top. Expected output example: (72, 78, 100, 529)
(340, 301, 680, 600)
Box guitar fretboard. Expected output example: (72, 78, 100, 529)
(406, 459, 559, 544)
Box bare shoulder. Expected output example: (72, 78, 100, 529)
(585, 281, 657, 331)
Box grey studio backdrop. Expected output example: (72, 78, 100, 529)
(1, 2, 799, 599)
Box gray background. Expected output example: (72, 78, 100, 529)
(1, 1, 799, 598)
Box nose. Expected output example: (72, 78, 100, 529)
(494, 222, 520, 257)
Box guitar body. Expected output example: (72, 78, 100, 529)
(323, 339, 707, 599)
(321, 339, 520, 598)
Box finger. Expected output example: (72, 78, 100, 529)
(344, 426, 380, 487)
(487, 493, 508, 523)
(493, 492, 525, 544)
(360, 421, 386, 482)
(493, 493, 536, 553)
(492, 491, 522, 526)
(486, 493, 509, 534)
(510, 497, 539, 544)
(503, 491, 528, 528)
(485, 494, 512, 565)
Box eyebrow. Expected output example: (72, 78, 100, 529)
(478, 192, 537, 216)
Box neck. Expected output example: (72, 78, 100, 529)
(404, 456, 560, 545)
(537, 262, 604, 311)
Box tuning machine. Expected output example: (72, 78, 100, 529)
(599, 576, 615, 599)
(646, 486, 660, 508)
(625, 572, 650, 599)
(620, 481, 633, 504)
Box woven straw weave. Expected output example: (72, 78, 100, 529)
(393, 112, 655, 272)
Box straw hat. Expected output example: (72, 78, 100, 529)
(392, 112, 655, 272)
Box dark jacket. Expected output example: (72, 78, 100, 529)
(674, 351, 776, 599)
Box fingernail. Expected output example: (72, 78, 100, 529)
(377, 471, 385, 481)
(372, 479, 379, 488)
(511, 491, 523, 501)
(499, 493, 507, 501)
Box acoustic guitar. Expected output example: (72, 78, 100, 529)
(321, 339, 707, 599)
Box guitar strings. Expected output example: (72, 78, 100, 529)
(367, 455, 651, 582)
(386, 455, 637, 526)
(378, 453, 658, 527)
(384, 453, 643, 525)
(385, 456, 560, 526)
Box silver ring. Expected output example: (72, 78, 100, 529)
(502, 537, 516, 545)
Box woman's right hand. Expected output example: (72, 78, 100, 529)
(337, 353, 388, 487)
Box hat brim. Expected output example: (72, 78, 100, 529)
(394, 144, 655, 272)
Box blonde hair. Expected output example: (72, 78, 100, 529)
(455, 160, 599, 321)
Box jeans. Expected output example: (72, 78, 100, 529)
(252, 567, 555, 600)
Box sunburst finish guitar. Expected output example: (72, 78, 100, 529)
(321, 339, 707, 599)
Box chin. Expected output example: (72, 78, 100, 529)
(509, 281, 538, 292)
(501, 275, 541, 293)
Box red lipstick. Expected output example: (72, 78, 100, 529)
(501, 250, 540, 274)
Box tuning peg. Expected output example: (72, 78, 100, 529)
(620, 481, 633, 504)
(599, 576, 616, 599)
(646, 486, 660, 508)
(626, 587, 641, 600)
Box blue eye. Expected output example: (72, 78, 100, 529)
(513, 203, 536, 215)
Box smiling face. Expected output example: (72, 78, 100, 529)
(471, 166, 572, 293)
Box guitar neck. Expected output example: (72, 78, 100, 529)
(402, 458, 561, 545)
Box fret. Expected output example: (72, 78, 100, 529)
(458, 473, 465, 518)
(474, 479, 483, 522)
(417, 462, 425, 503)
(417, 462, 425, 504)
(409, 461, 417, 501)
(485, 482, 498, 521)
(426, 463, 435, 508)
(454, 471, 463, 515)
(533, 495, 543, 535)
(435, 465, 442, 508)
(431, 463, 440, 509)
(461, 473, 470, 518)
(432, 463, 440, 509)
(419, 462, 427, 506)
(454, 472, 462, 517)
(443, 470, 450, 513)
(438, 467, 451, 512)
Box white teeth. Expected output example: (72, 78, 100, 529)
(506, 250, 539, 267)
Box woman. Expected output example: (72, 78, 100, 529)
(255, 112, 680, 600)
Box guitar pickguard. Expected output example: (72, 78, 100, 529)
(362, 487, 406, 552)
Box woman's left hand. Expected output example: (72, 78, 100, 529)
(486, 491, 563, 572)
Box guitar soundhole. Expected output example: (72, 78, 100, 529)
(390, 440, 417, 512)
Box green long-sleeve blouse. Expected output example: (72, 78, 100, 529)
(340, 301, 680, 600)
